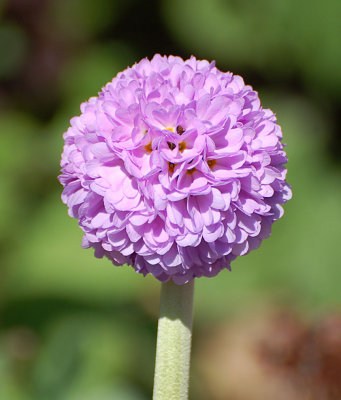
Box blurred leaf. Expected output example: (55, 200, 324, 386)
(59, 42, 135, 110)
(32, 314, 143, 400)
(65, 385, 147, 400)
(289, 0, 341, 96)
(162, 0, 297, 75)
(0, 346, 29, 400)
(0, 112, 38, 174)
(0, 177, 20, 239)
(0, 112, 39, 238)
(162, 0, 341, 94)
(4, 192, 158, 303)
(0, 22, 28, 79)
(46, 0, 121, 42)
(0, 0, 5, 17)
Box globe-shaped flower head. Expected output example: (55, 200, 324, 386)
(59, 55, 291, 284)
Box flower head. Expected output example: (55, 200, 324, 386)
(59, 54, 291, 284)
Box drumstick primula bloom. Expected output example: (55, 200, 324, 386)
(59, 54, 291, 285)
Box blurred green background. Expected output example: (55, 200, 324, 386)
(0, 0, 340, 399)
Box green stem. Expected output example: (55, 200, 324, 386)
(153, 279, 195, 400)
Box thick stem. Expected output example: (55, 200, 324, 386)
(153, 279, 195, 400)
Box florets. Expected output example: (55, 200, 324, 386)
(59, 54, 291, 284)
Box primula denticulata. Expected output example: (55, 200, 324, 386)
(59, 55, 291, 400)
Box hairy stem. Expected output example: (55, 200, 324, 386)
(153, 279, 195, 400)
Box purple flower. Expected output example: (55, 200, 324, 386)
(59, 55, 291, 284)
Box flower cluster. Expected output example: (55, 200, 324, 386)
(59, 55, 291, 284)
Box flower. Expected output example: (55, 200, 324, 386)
(59, 54, 291, 284)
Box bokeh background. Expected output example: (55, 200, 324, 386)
(1, 0, 341, 399)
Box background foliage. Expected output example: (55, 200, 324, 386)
(1, 0, 340, 398)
